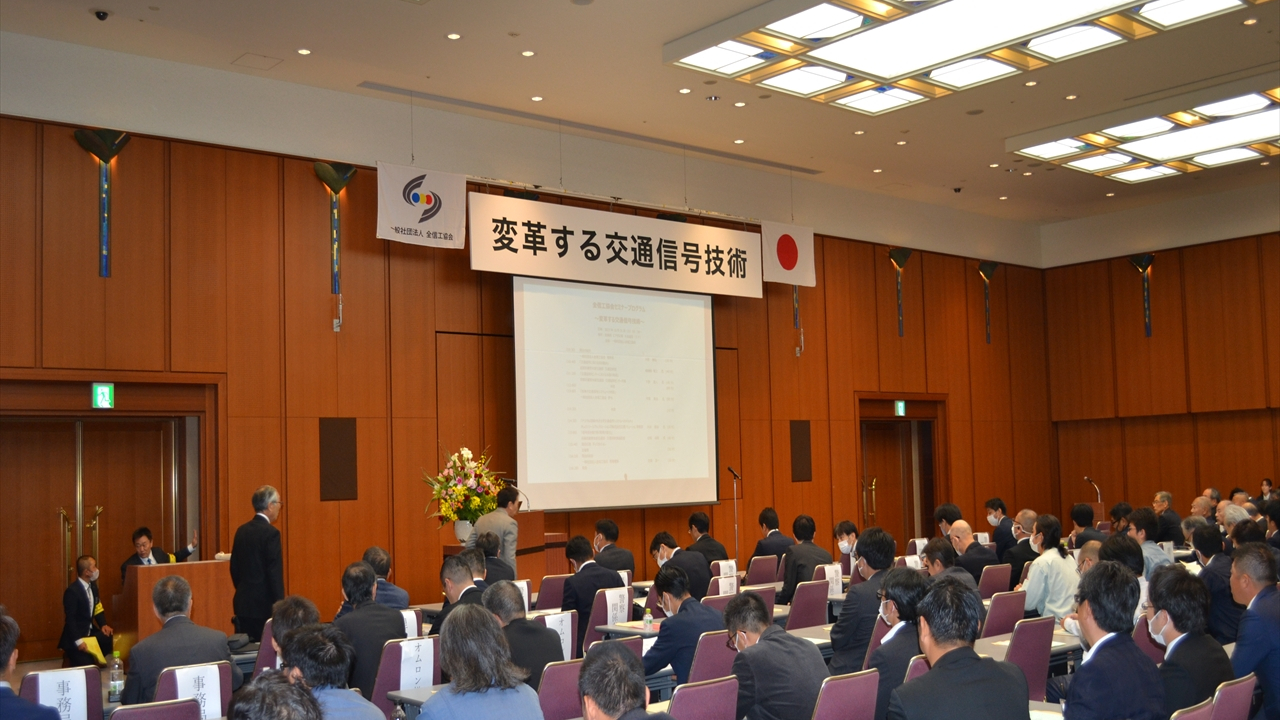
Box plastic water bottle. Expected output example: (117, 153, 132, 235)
(108, 651, 124, 702)
(643, 608, 653, 632)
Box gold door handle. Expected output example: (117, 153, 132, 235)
(86, 506, 105, 562)
(59, 508, 74, 585)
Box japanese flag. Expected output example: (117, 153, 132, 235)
(761, 221, 815, 287)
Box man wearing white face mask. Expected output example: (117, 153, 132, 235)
(1145, 564, 1234, 717)
(983, 498, 1016, 560)
(58, 555, 113, 667)
(867, 568, 930, 720)
(640, 565, 724, 684)
(649, 532, 710, 600)
(829, 527, 895, 675)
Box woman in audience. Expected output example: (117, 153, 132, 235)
(419, 604, 542, 719)
(1018, 514, 1079, 620)
(1110, 502, 1133, 537)
(866, 567, 931, 720)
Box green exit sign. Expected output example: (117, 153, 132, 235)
(92, 383, 114, 409)
(894, 400, 906, 417)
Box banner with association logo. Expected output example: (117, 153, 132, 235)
(469, 192, 762, 298)
(760, 221, 815, 287)
(376, 162, 465, 249)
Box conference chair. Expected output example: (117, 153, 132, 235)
(861, 616, 892, 670)
(687, 630, 735, 683)
(1132, 616, 1166, 665)
(1170, 698, 1213, 720)
(401, 608, 424, 638)
(810, 669, 878, 720)
(785, 581, 830, 630)
(1005, 616, 1055, 701)
(533, 610, 578, 659)
(978, 564, 1012, 600)
(710, 560, 736, 577)
(840, 552, 852, 577)
(108, 698, 202, 720)
(643, 585, 668, 619)
(536, 574, 573, 610)
(708, 575, 738, 596)
(154, 660, 234, 718)
(982, 542, 997, 555)
(1019, 560, 1033, 585)
(1208, 674, 1257, 720)
(666, 675, 739, 720)
(812, 564, 831, 582)
(742, 584, 777, 619)
(538, 659, 584, 720)
(905, 655, 930, 682)
(745, 555, 777, 585)
(1097, 521, 1112, 534)
(980, 591, 1026, 638)
(894, 556, 908, 568)
(369, 636, 441, 719)
(583, 586, 635, 650)
(776, 558, 787, 583)
(589, 636, 643, 660)
(19, 666, 102, 720)
(701, 593, 734, 616)
(253, 618, 277, 677)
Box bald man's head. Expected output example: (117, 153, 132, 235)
(1077, 539, 1102, 574)
(949, 519, 974, 552)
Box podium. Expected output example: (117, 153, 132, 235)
(443, 510, 568, 591)
(113, 560, 235, 660)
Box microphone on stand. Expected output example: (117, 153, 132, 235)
(506, 479, 533, 511)
(727, 467, 742, 565)
(1086, 476, 1102, 503)
(728, 466, 742, 481)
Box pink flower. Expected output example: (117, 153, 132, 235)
(467, 478, 477, 489)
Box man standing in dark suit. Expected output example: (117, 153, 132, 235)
(120, 527, 197, 583)
(1230, 542, 1280, 720)
(58, 555, 113, 667)
(564, 535, 626, 655)
(1153, 491, 1184, 545)
(983, 498, 1017, 561)
(1063, 561, 1164, 720)
(428, 555, 483, 637)
(483, 580, 563, 690)
(1068, 504, 1108, 550)
(1004, 509, 1040, 590)
(477, 532, 516, 584)
(867, 570, 930, 720)
(1191, 525, 1244, 644)
(651, 532, 711, 600)
(829, 527, 893, 675)
(752, 507, 795, 560)
(332, 562, 406, 699)
(641, 566, 725, 684)
(886, 577, 1029, 720)
(777, 515, 833, 605)
(121, 575, 244, 705)
(592, 519, 636, 575)
(949, 520, 998, 585)
(1, 608, 60, 720)
(725, 590, 827, 720)
(229, 485, 285, 642)
(1146, 565, 1234, 716)
(333, 546, 409, 620)
(685, 512, 729, 564)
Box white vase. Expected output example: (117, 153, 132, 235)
(454, 520, 473, 544)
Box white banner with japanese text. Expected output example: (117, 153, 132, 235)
(468, 193, 762, 298)
(376, 162, 466, 249)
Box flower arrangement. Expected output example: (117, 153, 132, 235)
(424, 447, 504, 525)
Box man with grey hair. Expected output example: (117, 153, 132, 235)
(231, 485, 285, 642)
(121, 575, 243, 705)
(482, 580, 563, 690)
(1003, 509, 1040, 591)
(1190, 496, 1215, 521)
(1153, 491, 1183, 545)
(1221, 504, 1250, 537)
(1181, 515, 1209, 545)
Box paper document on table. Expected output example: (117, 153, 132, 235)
(993, 640, 1068, 648)
(804, 636, 826, 645)
(643, 636, 657, 655)
(1030, 711, 1064, 719)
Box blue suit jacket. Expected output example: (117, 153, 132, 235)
(1200, 553, 1244, 644)
(1233, 585, 1280, 720)
(993, 517, 1017, 561)
(642, 597, 725, 684)
(0, 686, 60, 720)
(1064, 633, 1165, 720)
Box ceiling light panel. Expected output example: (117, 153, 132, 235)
(679, 41, 774, 75)
(1066, 152, 1133, 172)
(765, 4, 866, 41)
(1117, 108, 1280, 161)
(1103, 117, 1175, 139)
(1192, 147, 1261, 166)
(1019, 138, 1091, 160)
(835, 86, 926, 114)
(759, 64, 852, 95)
(1193, 93, 1272, 118)
(1110, 166, 1179, 183)
(928, 58, 1019, 88)
(1137, 0, 1245, 29)
(1025, 25, 1123, 60)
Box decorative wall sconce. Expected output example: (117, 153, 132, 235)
(888, 248, 913, 338)
(314, 162, 357, 332)
(74, 129, 131, 278)
(1129, 254, 1155, 337)
(977, 261, 999, 344)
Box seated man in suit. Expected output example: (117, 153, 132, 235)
(933, 503, 963, 538)
(281, 623, 382, 720)
(1063, 561, 1164, 720)
(1230, 542, 1280, 720)
(120, 526, 197, 583)
(1153, 491, 1184, 545)
(429, 554, 483, 637)
(751, 507, 795, 560)
(579, 641, 676, 720)
(685, 512, 729, 564)
(778, 514, 833, 605)
(121, 575, 244, 704)
(229, 671, 322, 720)
(332, 561, 407, 699)
(725, 590, 827, 720)
(1267, 502, 1280, 553)
(1068, 504, 1108, 550)
(919, 538, 978, 591)
(984, 498, 1017, 560)
(267, 595, 320, 663)
(1, 607, 60, 720)
(483, 580, 563, 690)
(834, 520, 859, 568)
(565, 535, 626, 656)
(868, 568, 931, 720)
(829, 527, 894, 675)
(650, 532, 711, 600)
(1126, 507, 1173, 580)
(58, 555, 113, 667)
(1181, 515, 1209, 546)
(949, 520, 998, 584)
(334, 546, 409, 620)
(1004, 509, 1040, 591)
(886, 577, 1029, 720)
(460, 548, 491, 593)
(593, 519, 636, 575)
(1146, 564, 1234, 716)
(641, 565, 724, 684)
(478, 532, 517, 584)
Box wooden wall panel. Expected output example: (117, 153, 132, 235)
(0, 118, 38, 368)
(1007, 266, 1050, 423)
(1121, 415, 1196, 512)
(715, 349, 743, 505)
(823, 237, 879, 419)
(226, 417, 283, 550)
(482, 336, 517, 473)
(923, 253, 973, 506)
(1183, 238, 1267, 413)
(391, 417, 441, 603)
(829, 420, 862, 532)
(105, 136, 166, 371)
(435, 243, 481, 334)
(170, 143, 227, 373)
(1045, 262, 1115, 421)
(435, 333, 484, 455)
(738, 419, 774, 559)
(967, 262, 1014, 516)
(481, 271, 514, 336)
(1055, 419, 1124, 518)
(767, 238, 829, 421)
(1259, 234, 1280, 409)
(337, 417, 391, 573)
(874, 245, 926, 393)
(1110, 255, 1187, 417)
(770, 419, 832, 545)
(388, 242, 437, 418)
(1195, 410, 1277, 491)
(335, 172, 388, 418)
(1011, 421, 1054, 514)
(712, 296, 739, 350)
(284, 417, 342, 609)
(282, 159, 338, 417)
(736, 279, 772, 421)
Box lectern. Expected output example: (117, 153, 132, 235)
(442, 510, 568, 591)
(113, 561, 235, 660)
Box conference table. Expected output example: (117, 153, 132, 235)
(784, 623, 1084, 665)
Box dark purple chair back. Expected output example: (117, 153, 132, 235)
(742, 584, 776, 618)
(702, 593, 733, 615)
(812, 565, 829, 582)
(776, 556, 787, 583)
(785, 581, 829, 630)
(533, 610, 579, 659)
(19, 666, 102, 720)
(707, 575, 737, 597)
(667, 675, 739, 720)
(688, 631, 735, 683)
(1006, 616, 1055, 701)
(370, 636, 441, 719)
(980, 590, 1026, 638)
(745, 555, 777, 586)
(861, 617, 892, 670)
(154, 661, 233, 718)
(905, 655, 930, 682)
(1019, 560, 1033, 584)
(978, 564, 1012, 600)
(1132, 616, 1166, 666)
(590, 636, 643, 660)
(1209, 673, 1257, 720)
(583, 587, 633, 650)
(811, 669, 878, 720)
(1171, 698, 1214, 720)
(254, 618, 277, 677)
(538, 659, 583, 720)
(643, 586, 668, 619)
(537, 574, 572, 610)
(840, 553, 852, 577)
(108, 699, 203, 720)
(982, 542, 997, 555)
(1096, 521, 1112, 533)
(894, 556, 908, 568)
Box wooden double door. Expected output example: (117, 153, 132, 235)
(860, 420, 936, 550)
(0, 418, 195, 660)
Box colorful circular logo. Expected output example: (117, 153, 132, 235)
(402, 174, 443, 222)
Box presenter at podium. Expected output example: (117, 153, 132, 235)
(119, 526, 198, 583)
(467, 487, 520, 568)
(230, 485, 285, 642)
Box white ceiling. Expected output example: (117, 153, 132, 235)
(1, 0, 1277, 222)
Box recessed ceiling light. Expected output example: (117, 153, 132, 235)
(896, 140, 908, 145)
(734, 139, 745, 144)
(1024, 81, 1037, 87)
(734, 101, 747, 107)
(1193, 93, 1271, 117)
(1138, 0, 1245, 29)
(873, 168, 883, 173)
(1111, 165, 1179, 183)
(759, 65, 851, 95)
(765, 3, 865, 41)
(1065, 95, 1077, 100)
(835, 87, 925, 114)
(1026, 25, 1124, 59)
(679, 88, 691, 94)
(1263, 160, 1272, 165)
(854, 130, 865, 135)
(1117, 109, 1280, 161)
(1065, 152, 1133, 172)
(680, 40, 772, 75)
(989, 163, 1000, 167)
(928, 58, 1018, 88)
(1106, 192, 1115, 196)
(999, 196, 1008, 200)
(531, 96, 543, 102)
(706, 95, 720, 101)
(1243, 17, 1257, 24)
(1103, 117, 1175, 139)
(522, 51, 536, 57)
(297, 48, 311, 55)
(1023, 171, 1033, 175)
(446, 33, 462, 40)
(1192, 147, 1261, 166)
(1020, 139, 1090, 160)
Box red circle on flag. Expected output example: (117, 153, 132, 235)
(777, 234, 799, 271)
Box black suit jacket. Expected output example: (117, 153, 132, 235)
(733, 624, 828, 720)
(1160, 631, 1235, 716)
(778, 541, 833, 605)
(641, 598, 725, 684)
(665, 549, 712, 600)
(829, 569, 886, 675)
(868, 623, 920, 720)
(992, 517, 1017, 561)
(887, 646, 1029, 720)
(956, 542, 999, 584)
(334, 601, 408, 699)
(1064, 633, 1164, 720)
(229, 515, 284, 621)
(504, 617, 564, 691)
(1070, 527, 1108, 550)
(1157, 509, 1184, 545)
(751, 530, 795, 560)
(686, 535, 729, 563)
(121, 616, 244, 705)
(120, 546, 194, 583)
(428, 585, 483, 638)
(485, 555, 517, 584)
(594, 544, 636, 574)
(1004, 539, 1039, 591)
(1200, 552, 1244, 644)
(58, 580, 108, 654)
(562, 561, 625, 654)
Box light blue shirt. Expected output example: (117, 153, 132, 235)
(1140, 541, 1172, 580)
(419, 683, 544, 720)
(313, 686, 384, 720)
